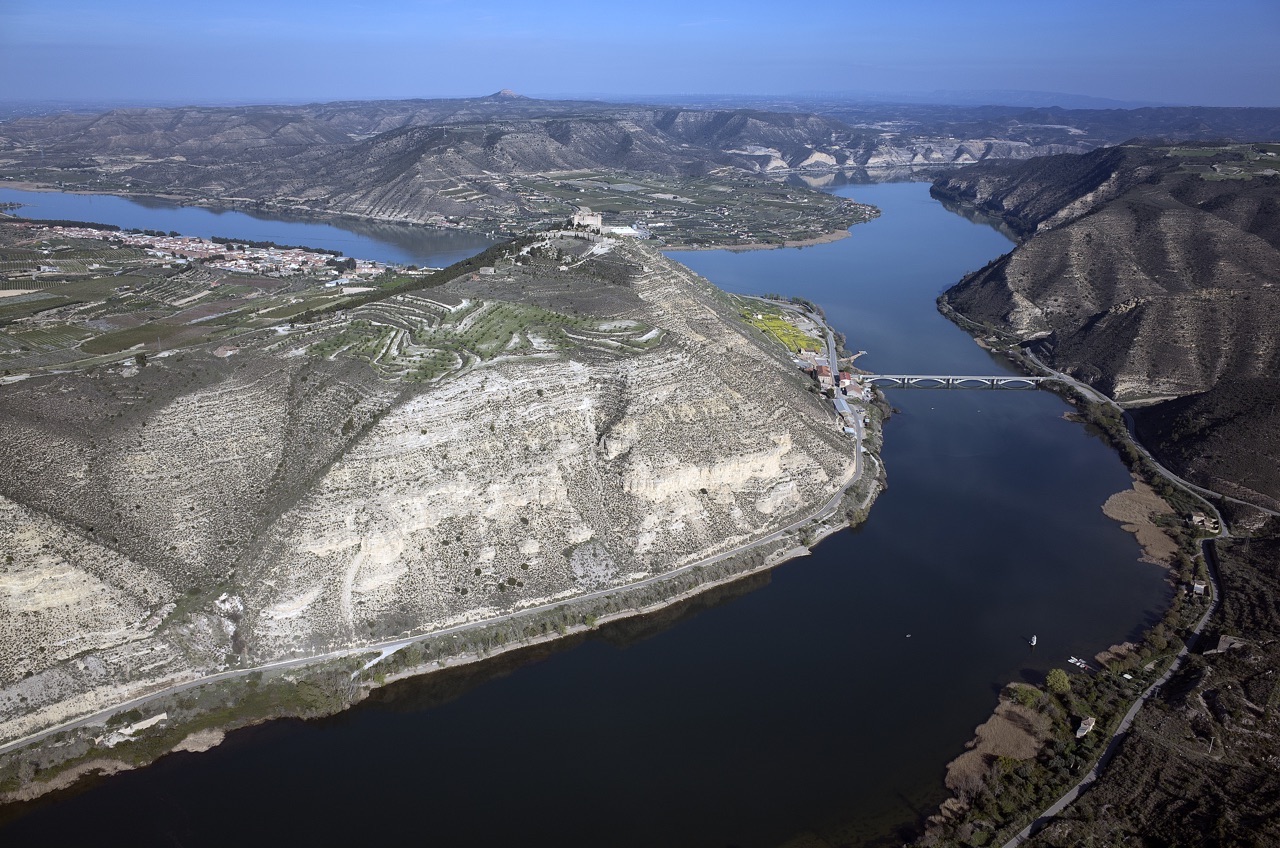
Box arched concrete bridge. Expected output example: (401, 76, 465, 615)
(861, 374, 1050, 389)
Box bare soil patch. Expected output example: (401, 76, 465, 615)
(1094, 640, 1139, 667)
(1102, 476, 1178, 565)
(945, 691, 1052, 796)
(171, 728, 226, 754)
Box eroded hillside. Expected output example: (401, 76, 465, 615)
(0, 97, 873, 237)
(934, 143, 1280, 507)
(0, 234, 864, 747)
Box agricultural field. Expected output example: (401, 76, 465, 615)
(295, 297, 661, 382)
(0, 219, 672, 388)
(0, 221, 369, 372)
(1168, 143, 1280, 180)
(507, 171, 875, 246)
(288, 238, 665, 382)
(735, 298, 823, 353)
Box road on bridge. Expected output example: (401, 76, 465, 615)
(1024, 351, 1279, 519)
(861, 374, 1046, 388)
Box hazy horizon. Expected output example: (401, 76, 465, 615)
(4, 0, 1278, 109)
(0, 89, 1178, 113)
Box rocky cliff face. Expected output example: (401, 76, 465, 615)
(935, 144, 1280, 507)
(0, 237, 860, 743)
(928, 146, 1171, 238)
(860, 139, 1088, 170)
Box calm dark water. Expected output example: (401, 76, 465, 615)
(0, 183, 1171, 847)
(0, 187, 495, 268)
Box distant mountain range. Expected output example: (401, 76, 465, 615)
(627, 89, 1171, 110)
(5, 94, 1280, 233)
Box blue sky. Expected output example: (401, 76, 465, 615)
(3, 0, 1278, 106)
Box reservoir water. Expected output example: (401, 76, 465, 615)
(0, 183, 1173, 847)
(0, 187, 495, 268)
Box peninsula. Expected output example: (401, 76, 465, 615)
(0, 218, 883, 799)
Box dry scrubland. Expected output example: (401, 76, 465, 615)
(0, 234, 860, 751)
(936, 143, 1280, 510)
(944, 693, 1054, 799)
(1027, 523, 1280, 848)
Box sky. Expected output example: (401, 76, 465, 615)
(3, 0, 1278, 108)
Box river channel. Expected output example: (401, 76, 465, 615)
(0, 187, 495, 268)
(0, 183, 1173, 847)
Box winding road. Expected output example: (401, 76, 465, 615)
(998, 353, 1234, 847)
(0, 309, 868, 762)
(1024, 350, 1279, 519)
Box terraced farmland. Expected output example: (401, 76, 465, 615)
(294, 292, 664, 381)
(736, 299, 823, 353)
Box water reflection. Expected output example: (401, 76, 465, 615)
(0, 187, 494, 267)
(0, 182, 1172, 848)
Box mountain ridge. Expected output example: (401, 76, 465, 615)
(934, 143, 1280, 507)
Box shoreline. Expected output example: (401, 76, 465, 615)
(0, 466, 882, 808)
(665, 226, 855, 253)
(1101, 475, 1180, 566)
(1, 181, 870, 254)
(0, 181, 490, 237)
(0, 293, 885, 806)
(925, 288, 1224, 847)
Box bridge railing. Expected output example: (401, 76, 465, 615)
(859, 375, 1050, 389)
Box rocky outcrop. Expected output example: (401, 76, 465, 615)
(929, 146, 1169, 238)
(862, 139, 1088, 171)
(0, 238, 861, 743)
(936, 144, 1280, 506)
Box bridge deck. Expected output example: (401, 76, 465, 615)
(860, 374, 1049, 388)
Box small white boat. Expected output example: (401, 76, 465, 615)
(1030, 635, 1037, 646)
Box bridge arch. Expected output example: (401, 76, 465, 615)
(857, 374, 1050, 390)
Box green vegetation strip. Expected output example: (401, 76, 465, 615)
(736, 301, 822, 353)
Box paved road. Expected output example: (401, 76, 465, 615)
(745, 294, 866, 451)
(999, 356, 1232, 847)
(1025, 351, 1279, 519)
(0, 339, 868, 758)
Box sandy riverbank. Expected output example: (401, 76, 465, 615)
(943, 686, 1053, 797)
(1102, 475, 1179, 566)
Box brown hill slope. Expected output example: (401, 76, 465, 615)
(0, 97, 872, 230)
(1131, 379, 1280, 512)
(0, 235, 865, 752)
(935, 144, 1280, 506)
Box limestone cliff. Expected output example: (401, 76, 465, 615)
(0, 237, 860, 744)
